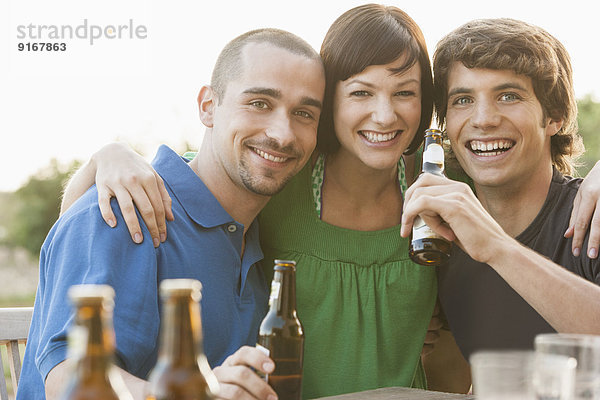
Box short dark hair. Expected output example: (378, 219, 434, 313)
(317, 4, 434, 154)
(433, 18, 583, 175)
(211, 28, 322, 103)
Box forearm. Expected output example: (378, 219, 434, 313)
(489, 238, 600, 334)
(422, 329, 471, 393)
(60, 157, 97, 215)
(118, 368, 148, 399)
(46, 359, 147, 399)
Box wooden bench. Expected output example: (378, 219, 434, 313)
(0, 307, 33, 400)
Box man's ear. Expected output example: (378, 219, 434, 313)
(545, 116, 564, 137)
(198, 86, 216, 128)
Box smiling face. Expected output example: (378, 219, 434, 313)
(332, 57, 422, 171)
(445, 63, 562, 190)
(208, 42, 325, 196)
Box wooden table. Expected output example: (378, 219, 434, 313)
(313, 387, 475, 399)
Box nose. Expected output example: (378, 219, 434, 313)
(265, 110, 296, 147)
(470, 98, 501, 129)
(371, 96, 398, 127)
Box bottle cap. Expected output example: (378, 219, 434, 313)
(160, 279, 203, 301)
(274, 259, 296, 271)
(68, 284, 115, 307)
(425, 128, 443, 135)
(274, 259, 296, 266)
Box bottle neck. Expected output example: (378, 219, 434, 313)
(268, 268, 297, 318)
(73, 304, 114, 377)
(159, 296, 203, 367)
(422, 135, 445, 176)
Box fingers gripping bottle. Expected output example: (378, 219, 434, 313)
(409, 129, 452, 266)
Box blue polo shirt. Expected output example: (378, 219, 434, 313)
(17, 145, 269, 399)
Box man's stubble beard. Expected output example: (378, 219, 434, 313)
(238, 157, 296, 196)
(237, 136, 305, 196)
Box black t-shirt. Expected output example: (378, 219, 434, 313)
(438, 169, 600, 361)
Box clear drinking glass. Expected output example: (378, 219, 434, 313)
(471, 350, 576, 400)
(535, 333, 600, 400)
(533, 352, 577, 400)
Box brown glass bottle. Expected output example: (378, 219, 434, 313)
(409, 129, 452, 266)
(60, 284, 133, 400)
(257, 260, 304, 400)
(145, 279, 219, 400)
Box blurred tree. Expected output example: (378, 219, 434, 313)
(577, 95, 600, 177)
(0, 140, 196, 258)
(2, 159, 81, 256)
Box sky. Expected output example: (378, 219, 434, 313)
(1, 0, 599, 192)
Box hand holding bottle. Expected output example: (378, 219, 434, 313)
(212, 346, 278, 400)
(402, 173, 511, 266)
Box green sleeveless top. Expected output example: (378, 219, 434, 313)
(258, 160, 438, 399)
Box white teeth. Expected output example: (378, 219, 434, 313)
(477, 151, 503, 157)
(254, 149, 287, 163)
(469, 140, 514, 153)
(362, 131, 399, 143)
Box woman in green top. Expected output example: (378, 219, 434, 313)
(58, 4, 600, 399)
(255, 5, 436, 397)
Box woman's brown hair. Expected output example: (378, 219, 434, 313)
(317, 4, 434, 155)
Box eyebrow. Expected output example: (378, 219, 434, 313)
(243, 87, 281, 98)
(448, 82, 529, 98)
(300, 96, 323, 110)
(493, 82, 529, 92)
(243, 87, 322, 109)
(345, 78, 420, 88)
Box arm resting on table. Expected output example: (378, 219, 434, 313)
(422, 328, 471, 394)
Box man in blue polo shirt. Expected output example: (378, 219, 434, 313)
(18, 28, 325, 400)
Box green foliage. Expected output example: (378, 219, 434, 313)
(2, 159, 81, 256)
(577, 95, 600, 176)
(0, 293, 35, 307)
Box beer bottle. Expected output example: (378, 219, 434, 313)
(257, 260, 304, 400)
(60, 284, 133, 400)
(409, 129, 452, 266)
(145, 279, 219, 400)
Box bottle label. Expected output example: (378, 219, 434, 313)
(412, 215, 444, 241)
(256, 344, 270, 381)
(67, 325, 88, 360)
(423, 143, 444, 165)
(268, 281, 281, 307)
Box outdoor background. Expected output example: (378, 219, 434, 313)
(1, 0, 599, 309)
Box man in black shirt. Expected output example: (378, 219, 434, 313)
(401, 18, 600, 392)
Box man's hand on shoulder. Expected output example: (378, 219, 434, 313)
(566, 159, 600, 259)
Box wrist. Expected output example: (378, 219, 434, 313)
(87, 152, 98, 174)
(89, 146, 112, 175)
(485, 236, 523, 271)
(90, 142, 127, 176)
